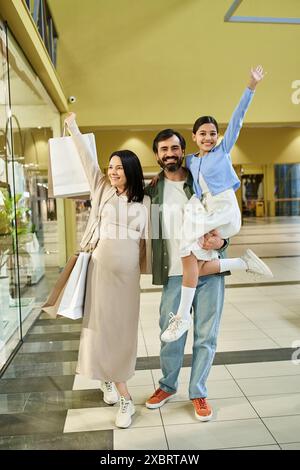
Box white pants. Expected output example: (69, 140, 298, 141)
(180, 189, 241, 261)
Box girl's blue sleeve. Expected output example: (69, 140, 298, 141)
(185, 155, 192, 169)
(221, 88, 254, 154)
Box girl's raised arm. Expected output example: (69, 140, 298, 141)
(221, 66, 265, 154)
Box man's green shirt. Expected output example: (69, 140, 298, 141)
(144, 170, 229, 285)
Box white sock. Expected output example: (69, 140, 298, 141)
(219, 258, 248, 273)
(177, 286, 196, 321)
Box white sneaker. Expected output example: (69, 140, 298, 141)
(161, 313, 192, 343)
(115, 396, 135, 428)
(100, 381, 118, 405)
(241, 249, 273, 278)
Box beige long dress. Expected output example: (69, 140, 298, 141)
(66, 121, 151, 382)
(76, 187, 149, 382)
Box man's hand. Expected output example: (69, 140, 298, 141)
(201, 229, 225, 251)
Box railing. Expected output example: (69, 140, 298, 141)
(24, 0, 58, 66)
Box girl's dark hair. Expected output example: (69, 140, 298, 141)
(193, 116, 219, 134)
(109, 150, 144, 203)
(152, 128, 186, 154)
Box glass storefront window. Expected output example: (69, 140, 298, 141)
(241, 174, 264, 217)
(0, 23, 61, 371)
(275, 163, 300, 216)
(0, 23, 21, 367)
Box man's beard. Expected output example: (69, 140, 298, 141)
(158, 156, 184, 172)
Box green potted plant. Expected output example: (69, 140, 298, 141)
(0, 191, 32, 315)
(0, 206, 11, 272)
(0, 191, 32, 262)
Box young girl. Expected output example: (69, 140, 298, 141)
(161, 65, 273, 343)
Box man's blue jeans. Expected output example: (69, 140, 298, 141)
(158, 274, 225, 398)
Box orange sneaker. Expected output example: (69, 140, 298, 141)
(192, 398, 213, 422)
(145, 388, 175, 409)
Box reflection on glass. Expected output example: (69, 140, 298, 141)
(241, 174, 264, 217)
(75, 199, 91, 250)
(0, 23, 60, 370)
(0, 22, 21, 366)
(275, 164, 300, 216)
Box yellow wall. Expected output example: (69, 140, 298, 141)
(87, 127, 300, 173)
(88, 125, 300, 218)
(231, 128, 300, 164)
(82, 128, 192, 173)
(49, 0, 300, 127)
(19, 124, 300, 173)
(23, 124, 300, 175)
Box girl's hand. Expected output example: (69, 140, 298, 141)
(149, 174, 160, 187)
(248, 65, 265, 90)
(251, 65, 264, 82)
(64, 112, 76, 127)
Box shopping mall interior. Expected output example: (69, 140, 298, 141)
(0, 0, 300, 451)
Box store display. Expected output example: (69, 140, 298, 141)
(7, 161, 25, 195)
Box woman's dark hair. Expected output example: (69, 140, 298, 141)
(152, 128, 186, 154)
(109, 150, 144, 203)
(193, 116, 219, 134)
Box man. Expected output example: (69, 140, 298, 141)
(144, 129, 229, 421)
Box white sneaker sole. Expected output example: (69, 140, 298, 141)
(145, 394, 175, 409)
(99, 385, 119, 405)
(103, 397, 118, 405)
(194, 410, 213, 422)
(246, 249, 273, 278)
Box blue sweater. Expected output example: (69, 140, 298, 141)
(186, 88, 254, 198)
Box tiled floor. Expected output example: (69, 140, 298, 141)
(0, 217, 300, 450)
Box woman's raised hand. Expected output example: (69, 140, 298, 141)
(64, 112, 76, 128)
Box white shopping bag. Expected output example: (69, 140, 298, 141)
(57, 252, 91, 319)
(48, 132, 97, 198)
